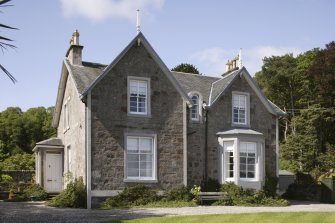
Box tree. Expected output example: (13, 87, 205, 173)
(0, 153, 35, 170)
(0, 0, 17, 83)
(171, 63, 200, 74)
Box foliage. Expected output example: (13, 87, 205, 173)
(218, 182, 288, 206)
(22, 184, 48, 201)
(0, 174, 13, 182)
(163, 186, 193, 202)
(105, 212, 335, 223)
(0, 153, 35, 170)
(0, 106, 56, 164)
(48, 177, 86, 208)
(190, 185, 201, 203)
(171, 63, 200, 74)
(262, 174, 278, 197)
(0, 0, 18, 83)
(101, 185, 159, 208)
(254, 42, 335, 176)
(201, 178, 221, 192)
(317, 169, 335, 185)
(282, 172, 319, 201)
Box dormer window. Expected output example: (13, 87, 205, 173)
(128, 76, 151, 117)
(232, 92, 249, 126)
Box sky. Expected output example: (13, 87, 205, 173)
(1, 0, 335, 112)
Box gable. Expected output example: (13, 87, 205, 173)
(209, 67, 285, 116)
(81, 32, 192, 106)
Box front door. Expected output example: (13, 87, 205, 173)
(45, 152, 63, 192)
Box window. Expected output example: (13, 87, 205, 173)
(63, 97, 70, 131)
(129, 79, 148, 115)
(67, 145, 72, 172)
(239, 142, 256, 179)
(233, 93, 248, 125)
(125, 136, 156, 180)
(224, 141, 234, 179)
(191, 95, 199, 121)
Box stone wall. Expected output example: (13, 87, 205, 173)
(90, 42, 185, 191)
(57, 72, 86, 182)
(186, 109, 206, 186)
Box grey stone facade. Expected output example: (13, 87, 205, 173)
(90, 42, 185, 191)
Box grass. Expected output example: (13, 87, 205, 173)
(104, 212, 335, 223)
(100, 200, 196, 209)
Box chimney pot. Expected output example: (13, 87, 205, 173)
(66, 30, 83, 65)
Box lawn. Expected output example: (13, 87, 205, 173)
(105, 212, 335, 223)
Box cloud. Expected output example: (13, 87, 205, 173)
(191, 46, 302, 76)
(60, 0, 164, 22)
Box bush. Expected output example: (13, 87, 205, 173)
(282, 172, 319, 201)
(263, 174, 278, 197)
(163, 186, 193, 201)
(218, 182, 289, 206)
(201, 178, 221, 192)
(0, 174, 13, 182)
(48, 177, 86, 208)
(23, 184, 48, 201)
(101, 185, 158, 208)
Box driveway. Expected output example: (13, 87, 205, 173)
(1, 201, 335, 223)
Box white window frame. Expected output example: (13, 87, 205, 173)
(124, 133, 157, 182)
(239, 142, 257, 180)
(223, 141, 235, 181)
(188, 91, 202, 122)
(127, 76, 151, 117)
(219, 137, 263, 185)
(67, 145, 72, 172)
(63, 97, 70, 132)
(232, 92, 250, 127)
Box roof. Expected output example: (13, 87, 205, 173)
(53, 33, 285, 128)
(172, 71, 219, 104)
(33, 137, 64, 152)
(66, 61, 107, 95)
(216, 129, 263, 136)
(209, 69, 240, 105)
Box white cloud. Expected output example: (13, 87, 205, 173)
(60, 0, 164, 22)
(191, 46, 302, 76)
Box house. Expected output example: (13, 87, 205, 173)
(33, 30, 285, 208)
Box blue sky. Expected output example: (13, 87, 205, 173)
(1, 0, 334, 111)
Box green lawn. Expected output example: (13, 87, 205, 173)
(106, 212, 335, 223)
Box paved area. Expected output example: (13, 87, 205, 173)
(1, 201, 335, 223)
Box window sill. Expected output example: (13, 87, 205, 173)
(124, 179, 158, 183)
(127, 113, 152, 118)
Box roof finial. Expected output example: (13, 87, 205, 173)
(136, 9, 141, 34)
(238, 48, 242, 69)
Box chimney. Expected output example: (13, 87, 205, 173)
(224, 52, 241, 74)
(66, 30, 84, 65)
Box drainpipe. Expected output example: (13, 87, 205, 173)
(204, 108, 209, 181)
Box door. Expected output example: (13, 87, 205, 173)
(45, 152, 63, 192)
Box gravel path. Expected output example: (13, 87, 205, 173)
(1, 201, 335, 223)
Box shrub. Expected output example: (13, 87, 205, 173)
(0, 174, 13, 182)
(23, 184, 48, 201)
(263, 174, 278, 197)
(101, 185, 158, 208)
(218, 182, 289, 206)
(48, 177, 86, 208)
(201, 178, 221, 192)
(282, 172, 319, 201)
(163, 186, 193, 201)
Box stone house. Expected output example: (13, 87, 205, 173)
(33, 31, 285, 208)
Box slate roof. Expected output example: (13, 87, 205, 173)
(35, 137, 63, 146)
(66, 60, 107, 95)
(209, 69, 240, 105)
(172, 71, 219, 104)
